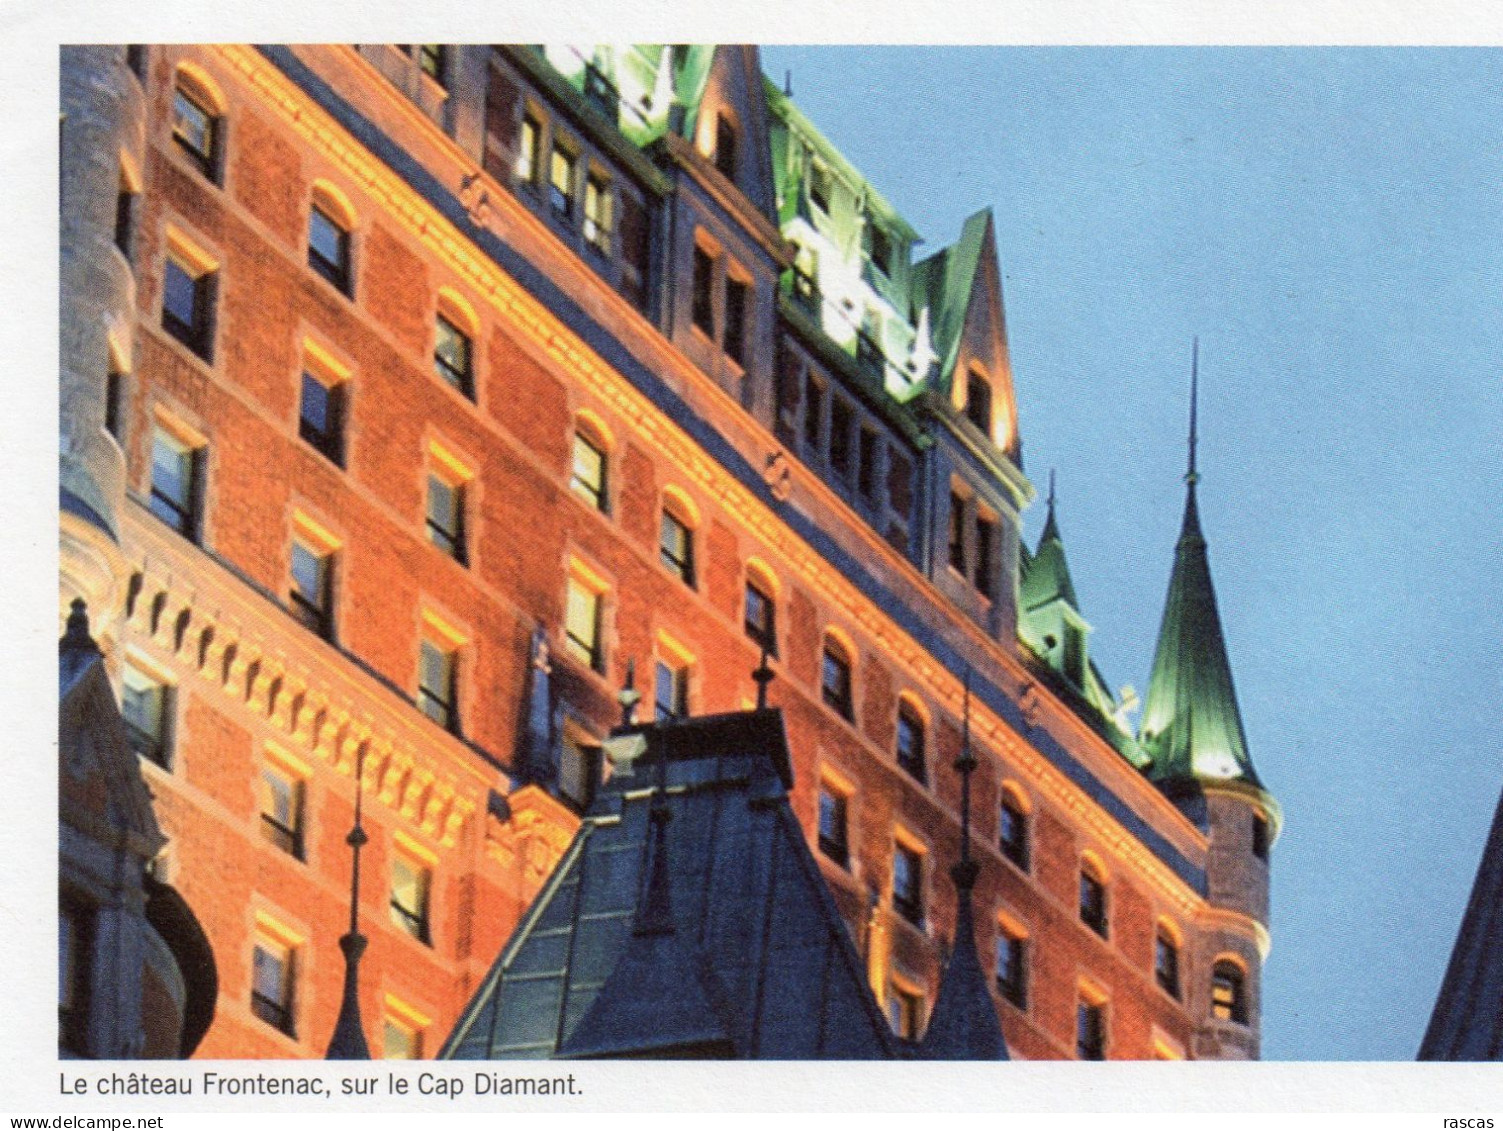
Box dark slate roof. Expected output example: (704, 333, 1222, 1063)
(918, 892, 1008, 1060)
(440, 709, 901, 1060)
(1420, 787, 1503, 1060)
(1139, 485, 1262, 788)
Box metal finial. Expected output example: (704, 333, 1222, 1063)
(1047, 469, 1056, 512)
(327, 743, 371, 1058)
(1186, 337, 1200, 487)
(618, 658, 641, 727)
(784, 69, 792, 98)
(952, 670, 979, 891)
(752, 637, 775, 710)
(61, 597, 100, 655)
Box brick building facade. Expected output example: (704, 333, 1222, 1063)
(59, 43, 1279, 1060)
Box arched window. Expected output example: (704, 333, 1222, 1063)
(570, 413, 611, 513)
(659, 488, 698, 587)
(1155, 921, 1182, 999)
(308, 183, 355, 295)
(999, 786, 1030, 871)
(434, 290, 478, 399)
(743, 560, 778, 656)
(820, 632, 854, 721)
(172, 65, 224, 182)
(1211, 959, 1248, 1025)
(965, 368, 992, 436)
(895, 696, 926, 783)
(1079, 854, 1109, 938)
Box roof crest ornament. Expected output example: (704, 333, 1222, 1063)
(326, 743, 372, 1058)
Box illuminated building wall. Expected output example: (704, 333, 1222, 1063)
(59, 43, 1278, 1060)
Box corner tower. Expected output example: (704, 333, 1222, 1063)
(1139, 346, 1279, 1059)
(60, 45, 145, 655)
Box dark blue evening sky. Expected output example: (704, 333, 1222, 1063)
(762, 46, 1503, 1061)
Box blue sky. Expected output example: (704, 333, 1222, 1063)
(762, 46, 1503, 1060)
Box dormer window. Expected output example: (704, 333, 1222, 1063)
(809, 162, 832, 215)
(714, 113, 737, 180)
(965, 370, 992, 435)
(866, 220, 893, 277)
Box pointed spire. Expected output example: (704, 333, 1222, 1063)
(752, 637, 775, 710)
(1020, 472, 1078, 611)
(919, 673, 1007, 1060)
(1039, 469, 1061, 545)
(1139, 346, 1261, 788)
(326, 746, 372, 1059)
(557, 731, 732, 1058)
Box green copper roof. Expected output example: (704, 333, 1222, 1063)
(910, 208, 993, 391)
(1019, 492, 1080, 613)
(1139, 484, 1261, 787)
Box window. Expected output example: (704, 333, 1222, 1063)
(172, 76, 219, 179)
(115, 165, 137, 261)
(59, 899, 92, 1055)
(896, 700, 925, 783)
(829, 397, 853, 479)
(887, 983, 922, 1040)
(122, 662, 170, 768)
(817, 783, 848, 868)
(289, 537, 334, 639)
(390, 852, 431, 944)
(999, 791, 1030, 871)
(149, 425, 202, 540)
(583, 172, 612, 255)
(549, 145, 576, 219)
(809, 162, 831, 214)
(996, 925, 1027, 1009)
(654, 657, 689, 721)
(426, 473, 467, 564)
(570, 423, 608, 512)
(1211, 961, 1248, 1024)
(1076, 998, 1106, 1060)
(1252, 813, 1271, 861)
(975, 513, 997, 599)
(105, 365, 125, 442)
(517, 114, 541, 184)
(803, 376, 824, 452)
(821, 636, 853, 721)
(724, 276, 749, 366)
(162, 253, 215, 360)
(892, 841, 923, 927)
(856, 316, 884, 377)
(618, 192, 650, 311)
(744, 571, 776, 655)
(866, 220, 893, 277)
(418, 45, 445, 85)
(383, 1017, 422, 1060)
(947, 490, 967, 572)
(259, 763, 304, 859)
(299, 370, 345, 466)
(418, 638, 458, 733)
(857, 427, 879, 502)
(1063, 622, 1086, 686)
(1079, 861, 1108, 938)
(564, 573, 604, 672)
(308, 203, 351, 294)
(691, 245, 714, 335)
(1156, 926, 1181, 998)
(433, 312, 473, 397)
(659, 501, 695, 586)
(714, 113, 737, 180)
(966, 370, 992, 435)
(251, 937, 296, 1036)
